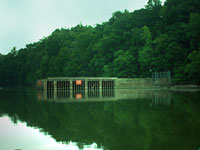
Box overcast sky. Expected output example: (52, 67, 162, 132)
(0, 0, 164, 55)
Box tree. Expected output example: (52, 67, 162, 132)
(10, 46, 17, 56)
(185, 50, 200, 84)
(145, 0, 162, 9)
(1, 0, 200, 86)
(186, 13, 200, 50)
(139, 26, 153, 77)
(104, 50, 137, 77)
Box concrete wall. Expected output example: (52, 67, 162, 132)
(115, 78, 171, 89)
(36, 77, 171, 90)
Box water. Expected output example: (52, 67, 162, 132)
(0, 88, 200, 150)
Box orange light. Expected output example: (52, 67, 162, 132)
(76, 80, 82, 85)
(76, 94, 82, 99)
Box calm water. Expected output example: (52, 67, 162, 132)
(0, 88, 200, 150)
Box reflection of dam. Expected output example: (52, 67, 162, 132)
(37, 88, 171, 106)
(44, 89, 115, 101)
(150, 92, 171, 106)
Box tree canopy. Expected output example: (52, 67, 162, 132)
(0, 0, 200, 86)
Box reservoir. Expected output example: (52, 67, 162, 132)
(0, 88, 200, 150)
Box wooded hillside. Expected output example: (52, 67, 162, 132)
(0, 0, 200, 86)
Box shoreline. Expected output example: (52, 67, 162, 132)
(170, 85, 200, 89)
(0, 85, 200, 90)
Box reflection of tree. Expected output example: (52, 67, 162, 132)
(0, 90, 200, 150)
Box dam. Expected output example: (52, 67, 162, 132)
(37, 77, 171, 90)
(36, 77, 171, 103)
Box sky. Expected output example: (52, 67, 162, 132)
(0, 0, 164, 55)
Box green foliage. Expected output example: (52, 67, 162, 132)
(0, 0, 200, 86)
(145, 0, 162, 9)
(185, 51, 200, 84)
(139, 26, 153, 77)
(186, 13, 200, 50)
(104, 50, 137, 77)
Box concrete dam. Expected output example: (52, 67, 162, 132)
(37, 77, 171, 90)
(36, 77, 171, 103)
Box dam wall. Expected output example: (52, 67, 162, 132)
(37, 77, 171, 90)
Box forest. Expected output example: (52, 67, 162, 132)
(0, 0, 200, 86)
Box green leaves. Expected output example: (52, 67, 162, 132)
(104, 50, 137, 77)
(185, 51, 200, 83)
(139, 26, 153, 77)
(145, 0, 162, 10)
(0, 0, 200, 86)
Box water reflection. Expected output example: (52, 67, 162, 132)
(0, 116, 103, 150)
(44, 89, 115, 100)
(38, 89, 171, 106)
(1, 89, 200, 150)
